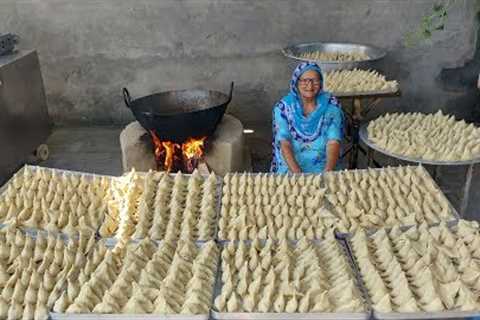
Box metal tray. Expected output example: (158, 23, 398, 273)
(336, 239, 373, 318)
(50, 315, 209, 320)
(0, 221, 71, 243)
(0, 164, 116, 196)
(0, 166, 222, 243)
(0, 165, 117, 238)
(216, 210, 339, 243)
(212, 176, 223, 242)
(328, 165, 460, 239)
(374, 310, 480, 320)
(50, 241, 220, 320)
(128, 171, 223, 242)
(216, 173, 331, 242)
(0, 225, 103, 320)
(336, 238, 374, 313)
(331, 87, 400, 98)
(2, 219, 102, 244)
(342, 231, 480, 320)
(210, 313, 368, 320)
(211, 239, 371, 320)
(359, 124, 480, 166)
(282, 42, 386, 72)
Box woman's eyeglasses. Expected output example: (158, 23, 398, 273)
(298, 78, 321, 86)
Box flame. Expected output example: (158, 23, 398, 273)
(150, 130, 206, 172)
(162, 141, 176, 172)
(150, 130, 162, 159)
(182, 137, 207, 160)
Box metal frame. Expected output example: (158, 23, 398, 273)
(0, 50, 52, 185)
(337, 91, 401, 170)
(359, 124, 480, 217)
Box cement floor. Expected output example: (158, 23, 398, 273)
(40, 126, 479, 221)
(40, 126, 123, 176)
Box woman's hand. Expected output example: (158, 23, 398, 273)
(280, 140, 302, 173)
(325, 140, 341, 171)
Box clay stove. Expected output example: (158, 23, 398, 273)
(120, 114, 251, 176)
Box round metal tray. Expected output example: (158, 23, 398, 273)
(359, 124, 480, 166)
(282, 42, 386, 72)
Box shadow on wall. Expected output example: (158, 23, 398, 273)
(437, 11, 480, 123)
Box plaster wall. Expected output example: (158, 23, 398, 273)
(1, 0, 478, 130)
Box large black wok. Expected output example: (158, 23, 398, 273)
(123, 82, 233, 143)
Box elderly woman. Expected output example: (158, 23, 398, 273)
(271, 62, 344, 173)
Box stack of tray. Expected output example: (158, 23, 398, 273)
(0, 164, 477, 319)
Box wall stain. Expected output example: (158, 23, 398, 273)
(437, 11, 480, 122)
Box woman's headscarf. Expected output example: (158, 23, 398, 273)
(277, 62, 336, 143)
(289, 61, 324, 101)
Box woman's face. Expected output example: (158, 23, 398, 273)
(297, 70, 321, 100)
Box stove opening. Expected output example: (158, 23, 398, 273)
(150, 130, 207, 173)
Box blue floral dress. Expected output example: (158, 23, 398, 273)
(271, 62, 344, 173)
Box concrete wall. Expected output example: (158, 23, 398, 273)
(1, 0, 479, 130)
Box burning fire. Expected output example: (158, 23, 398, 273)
(182, 137, 206, 160)
(150, 130, 206, 172)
